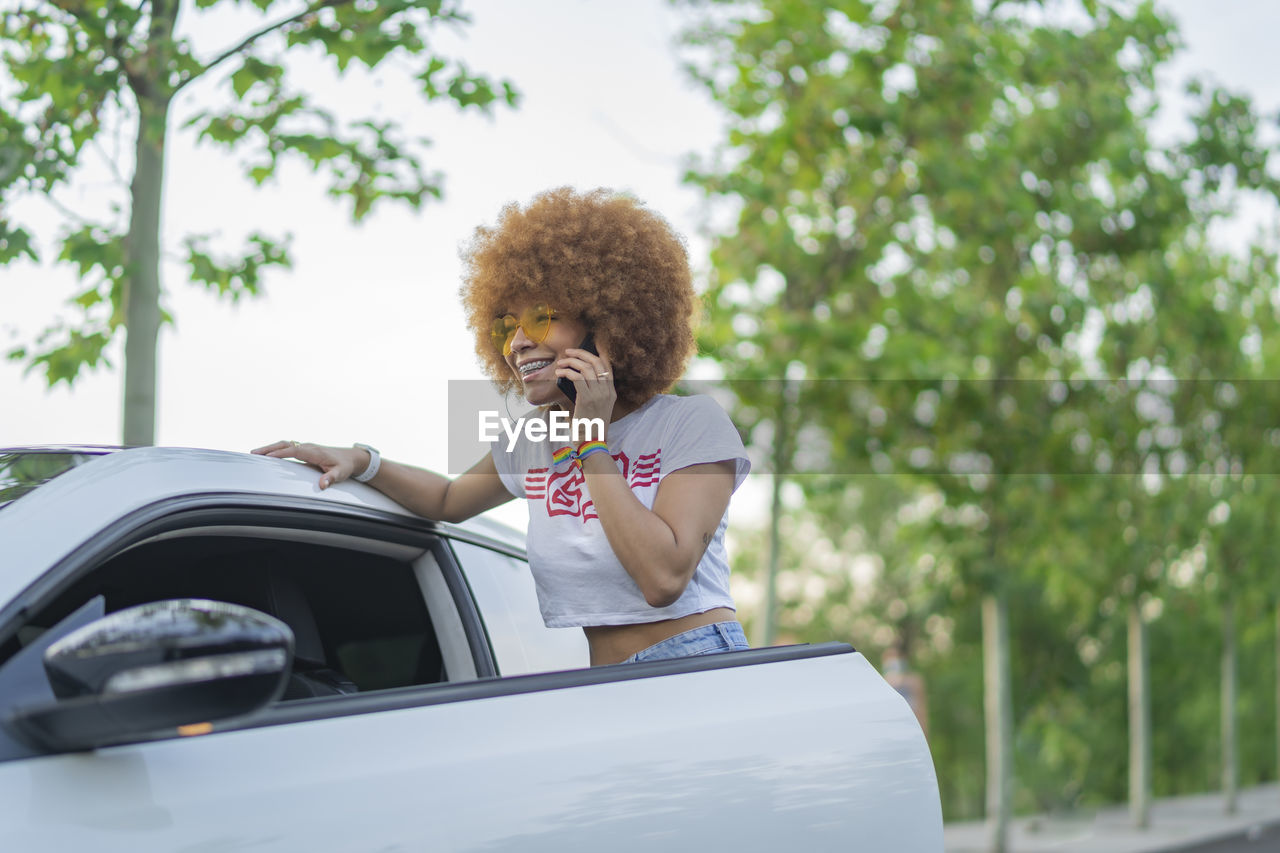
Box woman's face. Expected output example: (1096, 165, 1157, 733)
(501, 304, 588, 407)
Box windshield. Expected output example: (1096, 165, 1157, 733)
(0, 451, 102, 510)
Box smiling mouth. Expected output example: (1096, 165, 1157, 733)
(518, 359, 553, 379)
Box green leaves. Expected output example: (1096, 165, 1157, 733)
(0, 220, 36, 264)
(230, 56, 284, 99)
(0, 4, 125, 194)
(420, 60, 520, 111)
(180, 2, 516, 220)
(684, 0, 1280, 818)
(58, 224, 126, 287)
(0, 4, 135, 397)
(3, 0, 520, 407)
(20, 327, 114, 387)
(14, 326, 113, 387)
(182, 232, 293, 300)
(5, 222, 129, 385)
(189, 93, 443, 219)
(1182, 80, 1280, 202)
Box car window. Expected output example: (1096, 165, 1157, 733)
(448, 539, 588, 675)
(0, 451, 101, 510)
(8, 529, 463, 699)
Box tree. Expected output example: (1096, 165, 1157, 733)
(680, 1, 1178, 846)
(1093, 79, 1280, 815)
(678, 0, 1279, 845)
(1, 0, 517, 444)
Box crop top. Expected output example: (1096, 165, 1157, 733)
(490, 393, 751, 628)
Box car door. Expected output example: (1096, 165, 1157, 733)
(2, 645, 939, 851)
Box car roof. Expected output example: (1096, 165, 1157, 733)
(0, 446, 525, 610)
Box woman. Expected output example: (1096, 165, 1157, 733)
(255, 187, 750, 665)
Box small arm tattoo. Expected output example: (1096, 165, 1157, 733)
(702, 532, 712, 545)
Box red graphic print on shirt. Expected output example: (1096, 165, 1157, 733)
(524, 450, 661, 524)
(549, 465, 596, 520)
(631, 451, 660, 487)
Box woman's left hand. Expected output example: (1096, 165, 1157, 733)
(556, 344, 616, 436)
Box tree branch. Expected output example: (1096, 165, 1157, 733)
(175, 0, 353, 94)
(89, 134, 130, 189)
(42, 191, 105, 231)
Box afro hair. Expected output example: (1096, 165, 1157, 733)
(460, 187, 697, 409)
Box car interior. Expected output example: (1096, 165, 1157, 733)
(2, 528, 474, 700)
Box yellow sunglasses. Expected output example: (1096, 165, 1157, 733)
(491, 303, 556, 356)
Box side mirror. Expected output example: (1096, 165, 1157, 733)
(6, 599, 293, 752)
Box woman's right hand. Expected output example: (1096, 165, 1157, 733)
(250, 441, 367, 490)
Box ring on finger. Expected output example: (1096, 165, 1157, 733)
(597, 372, 610, 379)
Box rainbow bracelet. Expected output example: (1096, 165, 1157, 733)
(576, 440, 610, 461)
(551, 441, 609, 466)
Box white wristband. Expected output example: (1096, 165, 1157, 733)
(352, 443, 381, 482)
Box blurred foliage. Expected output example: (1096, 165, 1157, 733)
(1, 0, 517, 440)
(682, 0, 1280, 822)
(0, 451, 93, 506)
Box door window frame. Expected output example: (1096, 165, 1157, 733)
(0, 495, 500, 696)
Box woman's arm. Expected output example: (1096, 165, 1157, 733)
(581, 454, 737, 608)
(252, 442, 513, 524)
(554, 344, 739, 607)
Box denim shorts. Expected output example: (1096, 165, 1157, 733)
(624, 621, 750, 663)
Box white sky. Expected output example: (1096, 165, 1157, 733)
(2, 0, 1277, 533)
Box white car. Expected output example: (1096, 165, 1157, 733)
(0, 445, 943, 851)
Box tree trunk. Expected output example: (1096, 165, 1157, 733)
(1128, 597, 1151, 828)
(122, 94, 169, 447)
(122, 2, 179, 447)
(1221, 592, 1237, 815)
(760, 459, 782, 648)
(759, 378, 794, 648)
(983, 589, 1013, 853)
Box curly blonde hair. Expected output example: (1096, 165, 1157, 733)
(460, 187, 697, 409)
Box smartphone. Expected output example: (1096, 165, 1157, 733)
(557, 332, 598, 405)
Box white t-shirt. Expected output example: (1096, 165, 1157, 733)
(491, 394, 751, 628)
